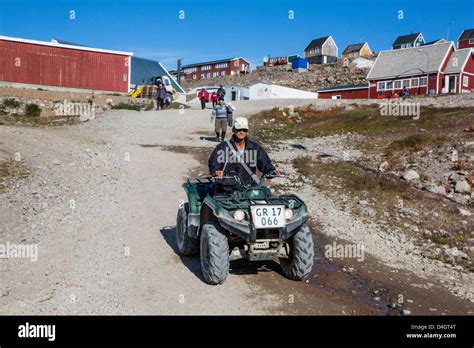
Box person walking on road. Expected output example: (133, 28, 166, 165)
(217, 85, 226, 99)
(211, 97, 233, 142)
(211, 91, 218, 107)
(156, 84, 167, 110)
(199, 88, 208, 110)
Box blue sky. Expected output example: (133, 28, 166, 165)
(0, 0, 472, 69)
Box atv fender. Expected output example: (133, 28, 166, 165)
(182, 183, 202, 239)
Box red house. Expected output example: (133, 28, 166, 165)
(180, 57, 250, 81)
(318, 83, 369, 99)
(458, 29, 474, 49)
(366, 42, 474, 98)
(0, 35, 132, 93)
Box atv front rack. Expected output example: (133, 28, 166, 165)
(215, 194, 304, 210)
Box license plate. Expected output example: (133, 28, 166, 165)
(250, 205, 285, 229)
(253, 241, 269, 249)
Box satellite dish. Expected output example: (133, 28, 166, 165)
(263, 56, 269, 63)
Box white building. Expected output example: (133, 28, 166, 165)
(224, 86, 249, 102)
(249, 82, 318, 100)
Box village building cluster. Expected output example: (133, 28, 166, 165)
(0, 29, 473, 100)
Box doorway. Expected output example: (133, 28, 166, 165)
(448, 75, 457, 93)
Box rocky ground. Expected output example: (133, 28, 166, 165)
(253, 100, 474, 303)
(181, 61, 370, 92)
(1, 96, 473, 315)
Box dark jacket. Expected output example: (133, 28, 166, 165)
(217, 87, 226, 97)
(157, 87, 167, 99)
(208, 136, 275, 185)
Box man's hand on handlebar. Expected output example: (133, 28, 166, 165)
(265, 169, 284, 178)
(215, 170, 224, 178)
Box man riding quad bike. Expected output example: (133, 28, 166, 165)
(176, 117, 314, 284)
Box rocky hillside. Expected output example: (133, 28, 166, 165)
(181, 61, 371, 92)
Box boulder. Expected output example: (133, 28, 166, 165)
(402, 170, 419, 181)
(425, 184, 446, 195)
(455, 180, 471, 193)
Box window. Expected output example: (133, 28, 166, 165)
(201, 74, 205, 79)
(411, 78, 419, 87)
(463, 76, 469, 87)
(221, 71, 226, 76)
(394, 80, 402, 89)
(215, 63, 228, 69)
(386, 81, 393, 90)
(403, 79, 410, 88)
(184, 67, 197, 74)
(207, 73, 211, 78)
(377, 82, 385, 91)
(420, 77, 428, 86)
(469, 39, 474, 44)
(192, 75, 196, 80)
(201, 65, 211, 71)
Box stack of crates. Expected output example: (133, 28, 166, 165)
(140, 85, 157, 99)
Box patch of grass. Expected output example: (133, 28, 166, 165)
(110, 103, 141, 111)
(293, 157, 414, 199)
(1, 113, 79, 127)
(252, 105, 474, 142)
(3, 98, 21, 108)
(25, 103, 42, 117)
(0, 161, 30, 193)
(386, 134, 448, 154)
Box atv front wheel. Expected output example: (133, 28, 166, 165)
(280, 224, 314, 280)
(176, 203, 199, 255)
(200, 222, 229, 285)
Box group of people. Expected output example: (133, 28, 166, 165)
(155, 80, 278, 185)
(199, 85, 226, 110)
(207, 84, 279, 185)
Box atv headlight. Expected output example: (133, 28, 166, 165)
(284, 209, 294, 220)
(233, 210, 245, 221)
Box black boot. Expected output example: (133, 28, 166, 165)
(215, 132, 220, 141)
(221, 132, 226, 141)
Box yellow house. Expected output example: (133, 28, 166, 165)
(341, 42, 371, 62)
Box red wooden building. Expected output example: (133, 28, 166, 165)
(458, 29, 474, 49)
(366, 42, 474, 98)
(180, 57, 250, 81)
(0, 36, 133, 93)
(318, 83, 369, 99)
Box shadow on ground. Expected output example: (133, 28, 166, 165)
(159, 225, 285, 283)
(199, 136, 220, 143)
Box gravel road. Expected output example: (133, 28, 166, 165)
(1, 99, 473, 315)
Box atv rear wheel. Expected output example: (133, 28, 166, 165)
(176, 203, 199, 255)
(200, 222, 229, 285)
(280, 224, 314, 280)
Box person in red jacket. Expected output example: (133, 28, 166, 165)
(198, 88, 209, 110)
(211, 91, 218, 107)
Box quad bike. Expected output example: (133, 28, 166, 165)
(176, 172, 314, 285)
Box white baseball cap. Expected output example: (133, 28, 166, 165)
(233, 117, 249, 130)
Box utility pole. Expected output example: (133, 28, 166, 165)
(177, 58, 182, 83)
(447, 21, 454, 41)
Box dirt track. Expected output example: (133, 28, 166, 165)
(1, 100, 473, 315)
